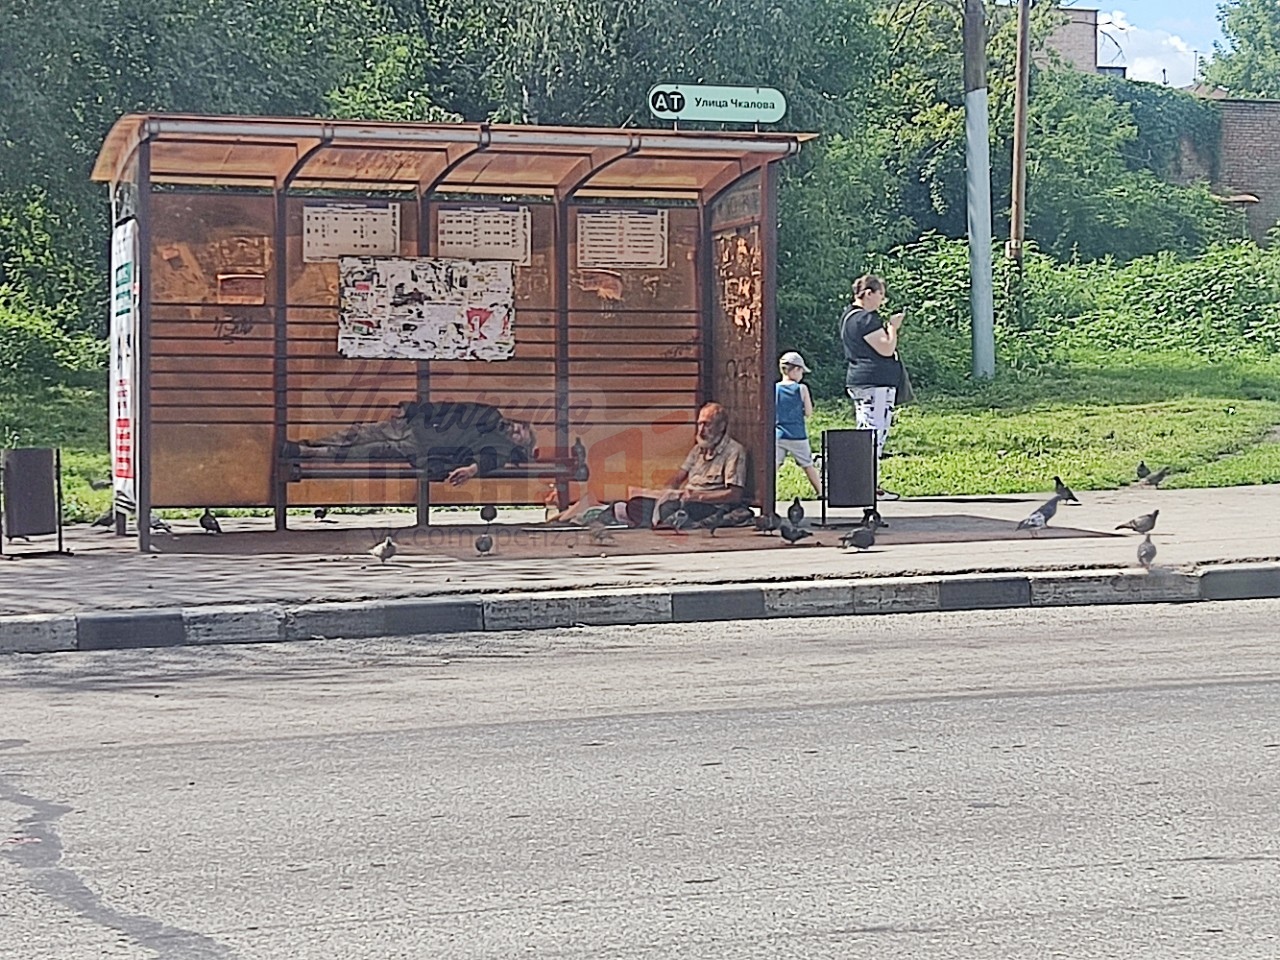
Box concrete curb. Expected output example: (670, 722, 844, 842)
(2, 563, 1278, 655)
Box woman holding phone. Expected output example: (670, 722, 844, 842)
(838, 274, 904, 499)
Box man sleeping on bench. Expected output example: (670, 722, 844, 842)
(281, 400, 536, 487)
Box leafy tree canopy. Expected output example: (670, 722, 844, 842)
(1205, 0, 1280, 98)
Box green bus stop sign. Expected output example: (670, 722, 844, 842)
(647, 84, 787, 124)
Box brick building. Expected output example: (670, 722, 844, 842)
(1043, 7, 1104, 73)
(1215, 99, 1280, 241)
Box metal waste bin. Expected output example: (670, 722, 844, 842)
(820, 429, 879, 527)
(1, 447, 68, 557)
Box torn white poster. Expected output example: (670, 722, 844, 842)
(338, 257, 514, 361)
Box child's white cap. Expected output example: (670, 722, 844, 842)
(779, 350, 811, 372)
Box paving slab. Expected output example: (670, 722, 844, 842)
(1, 484, 1277, 652)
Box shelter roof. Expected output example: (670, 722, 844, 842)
(92, 114, 815, 201)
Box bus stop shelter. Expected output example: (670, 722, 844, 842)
(91, 114, 813, 551)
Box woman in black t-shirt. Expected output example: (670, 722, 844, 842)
(839, 274, 904, 497)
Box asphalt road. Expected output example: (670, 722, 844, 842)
(2, 602, 1279, 959)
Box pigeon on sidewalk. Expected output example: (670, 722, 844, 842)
(703, 507, 728, 537)
(369, 535, 397, 564)
(840, 526, 876, 550)
(475, 532, 494, 556)
(755, 511, 783, 535)
(1016, 495, 1063, 537)
(1116, 509, 1159, 534)
(149, 512, 174, 536)
(779, 523, 812, 545)
(199, 508, 222, 534)
(1053, 476, 1079, 503)
(1137, 534, 1157, 570)
(787, 497, 805, 527)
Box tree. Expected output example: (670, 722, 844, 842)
(1205, 0, 1280, 98)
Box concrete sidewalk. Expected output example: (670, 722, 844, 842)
(2, 484, 1279, 653)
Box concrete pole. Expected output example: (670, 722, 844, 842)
(963, 0, 996, 379)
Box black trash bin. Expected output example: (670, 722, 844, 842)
(1, 447, 69, 557)
(820, 429, 880, 528)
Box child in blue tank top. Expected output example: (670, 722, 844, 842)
(775, 351, 822, 496)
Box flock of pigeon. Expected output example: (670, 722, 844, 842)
(1016, 463, 1167, 569)
(751, 497, 878, 550)
(94, 460, 1169, 571)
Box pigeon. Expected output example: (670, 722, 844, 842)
(475, 532, 494, 556)
(840, 526, 876, 550)
(199, 508, 222, 534)
(587, 517, 615, 546)
(1136, 460, 1151, 480)
(1016, 495, 1062, 537)
(779, 523, 812, 545)
(1116, 509, 1158, 534)
(91, 508, 115, 528)
(787, 497, 805, 527)
(664, 508, 690, 534)
(1053, 476, 1079, 503)
(703, 507, 728, 537)
(89, 477, 112, 490)
(479, 504, 498, 524)
(1138, 466, 1170, 488)
(313, 507, 329, 521)
(755, 511, 783, 534)
(149, 512, 173, 536)
(1137, 534, 1157, 570)
(369, 535, 397, 564)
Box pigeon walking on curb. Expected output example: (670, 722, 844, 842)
(199, 508, 222, 534)
(91, 508, 115, 528)
(480, 504, 498, 524)
(475, 532, 494, 556)
(369, 535, 397, 564)
(149, 512, 173, 536)
(1016, 495, 1063, 537)
(313, 507, 331, 522)
(1053, 476, 1079, 503)
(787, 497, 805, 527)
(840, 526, 876, 550)
(1139, 466, 1170, 488)
(1137, 534, 1157, 570)
(1136, 460, 1151, 481)
(1116, 509, 1159, 534)
(779, 523, 812, 545)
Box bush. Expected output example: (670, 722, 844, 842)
(0, 286, 104, 386)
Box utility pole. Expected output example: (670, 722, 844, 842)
(963, 0, 995, 379)
(1008, 0, 1031, 267)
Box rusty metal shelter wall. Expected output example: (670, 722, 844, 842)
(93, 116, 807, 547)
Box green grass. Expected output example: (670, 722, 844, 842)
(777, 351, 1280, 500)
(1, 378, 111, 522)
(6, 351, 1280, 518)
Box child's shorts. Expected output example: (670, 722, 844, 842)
(776, 437, 815, 468)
